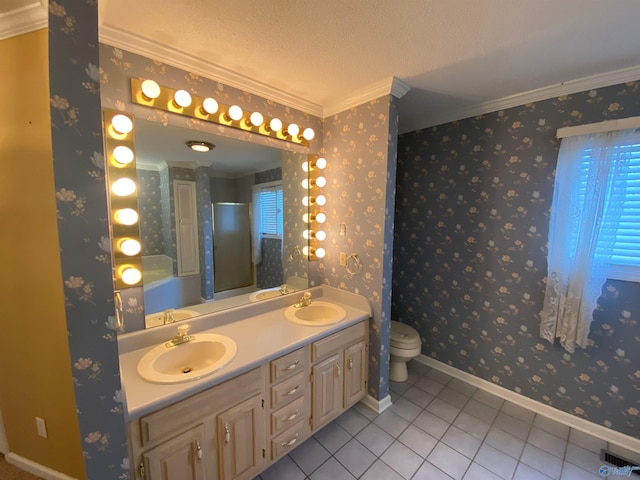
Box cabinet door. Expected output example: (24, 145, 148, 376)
(142, 424, 206, 480)
(311, 352, 343, 429)
(344, 340, 368, 407)
(218, 394, 264, 480)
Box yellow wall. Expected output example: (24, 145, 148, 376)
(0, 29, 85, 479)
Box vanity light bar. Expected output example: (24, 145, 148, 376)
(302, 154, 327, 261)
(130, 78, 314, 146)
(103, 108, 143, 289)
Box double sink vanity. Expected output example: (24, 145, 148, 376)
(118, 285, 371, 480)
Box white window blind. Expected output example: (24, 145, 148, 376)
(259, 184, 283, 236)
(576, 140, 640, 280)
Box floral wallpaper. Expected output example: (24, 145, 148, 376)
(257, 238, 284, 288)
(393, 80, 640, 438)
(314, 95, 400, 401)
(136, 169, 164, 256)
(48, 1, 129, 478)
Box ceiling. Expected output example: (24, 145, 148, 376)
(4, 1, 640, 133)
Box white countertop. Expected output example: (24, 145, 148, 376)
(118, 286, 371, 421)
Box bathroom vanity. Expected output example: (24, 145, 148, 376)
(118, 286, 371, 480)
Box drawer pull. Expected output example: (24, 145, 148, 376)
(282, 360, 300, 371)
(281, 433, 299, 447)
(224, 423, 230, 445)
(336, 364, 341, 377)
(195, 440, 203, 460)
(285, 410, 299, 422)
(286, 385, 300, 396)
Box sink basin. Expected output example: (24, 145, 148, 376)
(144, 309, 200, 328)
(284, 301, 347, 326)
(249, 288, 283, 302)
(137, 333, 237, 384)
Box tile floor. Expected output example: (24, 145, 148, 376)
(256, 360, 638, 480)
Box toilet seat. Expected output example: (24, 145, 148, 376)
(390, 321, 421, 349)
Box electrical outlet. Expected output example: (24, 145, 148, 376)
(340, 252, 347, 266)
(35, 417, 47, 439)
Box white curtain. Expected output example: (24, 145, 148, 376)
(251, 186, 262, 265)
(540, 129, 636, 352)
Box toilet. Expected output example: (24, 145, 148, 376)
(390, 321, 422, 382)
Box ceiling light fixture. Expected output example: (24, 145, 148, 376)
(186, 140, 215, 152)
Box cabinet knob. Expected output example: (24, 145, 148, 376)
(336, 364, 341, 377)
(224, 423, 230, 445)
(348, 357, 353, 370)
(286, 385, 300, 396)
(285, 410, 299, 422)
(282, 360, 299, 371)
(281, 433, 299, 447)
(195, 440, 203, 460)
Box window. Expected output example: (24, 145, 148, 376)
(575, 140, 640, 281)
(259, 184, 283, 237)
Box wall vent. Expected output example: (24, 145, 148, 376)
(600, 449, 640, 476)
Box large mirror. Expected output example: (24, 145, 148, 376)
(131, 118, 309, 328)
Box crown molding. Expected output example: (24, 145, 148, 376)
(323, 76, 410, 118)
(0, 1, 47, 41)
(413, 64, 640, 131)
(99, 24, 324, 118)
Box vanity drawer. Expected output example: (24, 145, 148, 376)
(270, 395, 306, 436)
(270, 347, 306, 383)
(271, 420, 309, 460)
(311, 322, 368, 362)
(270, 371, 305, 409)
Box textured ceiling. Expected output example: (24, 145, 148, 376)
(91, 1, 640, 132)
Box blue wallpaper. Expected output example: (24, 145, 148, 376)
(393, 80, 640, 438)
(315, 96, 399, 401)
(137, 169, 164, 256)
(48, 1, 129, 478)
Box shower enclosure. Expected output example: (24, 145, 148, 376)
(212, 202, 252, 293)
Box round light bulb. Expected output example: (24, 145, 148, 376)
(287, 123, 300, 137)
(315, 176, 327, 188)
(111, 178, 136, 196)
(121, 266, 142, 285)
(111, 114, 133, 134)
(202, 97, 219, 114)
(119, 238, 141, 256)
(114, 208, 138, 225)
(269, 118, 283, 132)
(302, 161, 310, 173)
(315, 230, 327, 241)
(228, 105, 243, 121)
(302, 213, 311, 223)
(141, 79, 161, 99)
(112, 145, 134, 165)
(315, 248, 326, 258)
(315, 212, 327, 223)
(316, 157, 327, 169)
(302, 246, 310, 256)
(315, 195, 327, 206)
(302, 128, 315, 141)
(173, 90, 192, 108)
(249, 112, 264, 126)
(301, 179, 310, 189)
(303, 230, 312, 240)
(302, 196, 310, 207)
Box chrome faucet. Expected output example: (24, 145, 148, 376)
(293, 291, 312, 308)
(165, 324, 194, 348)
(163, 309, 175, 324)
(279, 284, 291, 295)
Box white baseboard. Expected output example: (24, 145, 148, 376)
(5, 453, 77, 480)
(416, 354, 640, 454)
(360, 393, 392, 414)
